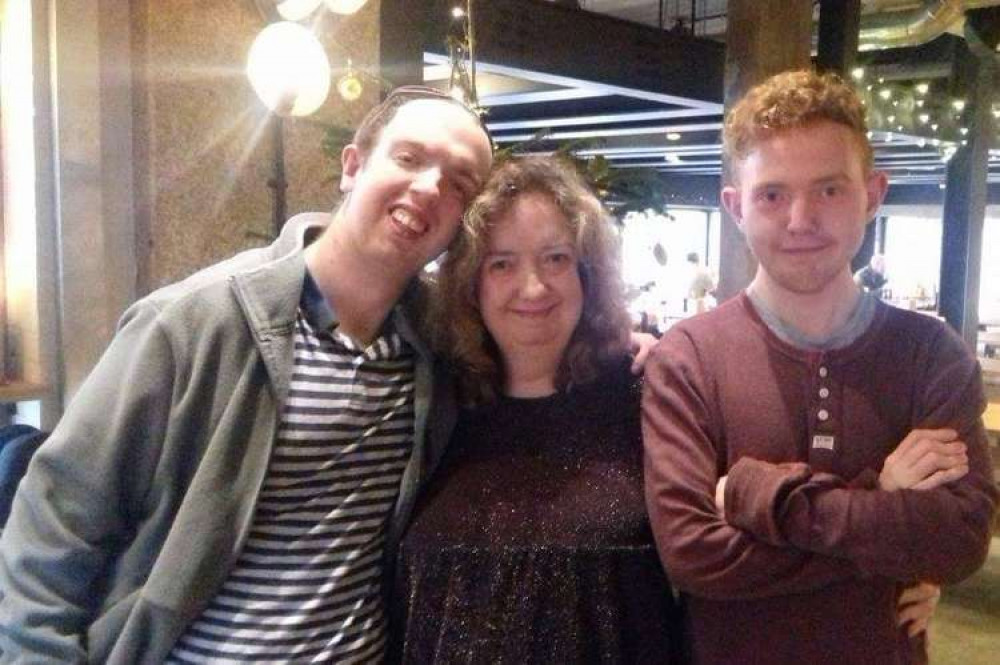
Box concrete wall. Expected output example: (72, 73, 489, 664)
(130, 0, 381, 291)
(35, 0, 381, 415)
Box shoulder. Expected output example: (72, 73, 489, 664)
(876, 304, 970, 360)
(129, 215, 327, 339)
(654, 295, 757, 363)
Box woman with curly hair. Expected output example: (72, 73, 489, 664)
(389, 156, 680, 663)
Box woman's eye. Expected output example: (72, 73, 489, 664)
(542, 252, 575, 272)
(487, 259, 512, 273)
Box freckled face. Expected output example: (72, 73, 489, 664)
(722, 121, 887, 296)
(477, 193, 584, 366)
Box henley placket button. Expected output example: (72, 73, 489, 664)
(817, 409, 830, 421)
(818, 366, 829, 378)
(819, 387, 830, 399)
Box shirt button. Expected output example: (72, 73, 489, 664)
(818, 366, 829, 378)
(818, 409, 830, 421)
(819, 387, 830, 399)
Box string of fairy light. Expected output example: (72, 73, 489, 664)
(849, 65, 986, 165)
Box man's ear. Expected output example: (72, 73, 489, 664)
(340, 144, 363, 194)
(864, 169, 889, 220)
(721, 185, 743, 229)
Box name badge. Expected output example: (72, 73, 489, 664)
(812, 435, 836, 451)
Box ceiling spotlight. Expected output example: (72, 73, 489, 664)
(952, 99, 966, 111)
(916, 99, 925, 108)
(878, 88, 892, 100)
(666, 132, 682, 141)
(960, 127, 969, 135)
(887, 114, 896, 123)
(664, 154, 682, 164)
(915, 82, 930, 95)
(931, 123, 939, 131)
(851, 67, 865, 81)
(452, 6, 466, 18)
(918, 113, 930, 124)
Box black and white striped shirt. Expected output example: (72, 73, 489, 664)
(168, 304, 415, 664)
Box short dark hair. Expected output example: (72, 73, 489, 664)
(352, 85, 491, 158)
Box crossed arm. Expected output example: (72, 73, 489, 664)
(642, 329, 997, 604)
(715, 428, 965, 634)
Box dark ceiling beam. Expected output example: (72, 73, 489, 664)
(718, 0, 814, 301)
(420, 0, 725, 104)
(487, 108, 715, 131)
(492, 120, 723, 143)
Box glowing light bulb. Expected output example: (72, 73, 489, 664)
(275, 0, 323, 20)
(247, 22, 331, 117)
(324, 0, 369, 14)
(337, 72, 363, 101)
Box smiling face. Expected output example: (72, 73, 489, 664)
(722, 120, 887, 299)
(477, 192, 584, 372)
(337, 99, 492, 281)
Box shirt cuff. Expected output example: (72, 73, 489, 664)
(725, 457, 811, 546)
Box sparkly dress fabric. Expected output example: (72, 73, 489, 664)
(390, 361, 680, 664)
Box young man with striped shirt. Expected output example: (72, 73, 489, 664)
(0, 87, 493, 663)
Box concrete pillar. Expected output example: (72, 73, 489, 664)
(717, 0, 813, 301)
(939, 37, 994, 348)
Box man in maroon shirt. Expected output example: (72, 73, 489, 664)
(643, 70, 997, 665)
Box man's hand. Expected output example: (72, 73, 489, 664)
(879, 428, 968, 492)
(715, 475, 727, 519)
(897, 581, 941, 637)
(629, 332, 658, 374)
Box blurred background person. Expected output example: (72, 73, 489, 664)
(684, 251, 716, 314)
(854, 252, 889, 298)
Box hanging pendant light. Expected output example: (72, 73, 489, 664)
(247, 21, 331, 117)
(336, 60, 364, 102)
(275, 0, 323, 21)
(323, 0, 369, 15)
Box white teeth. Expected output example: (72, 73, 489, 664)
(391, 208, 427, 235)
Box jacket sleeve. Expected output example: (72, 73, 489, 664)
(642, 331, 859, 601)
(0, 301, 176, 662)
(723, 327, 998, 585)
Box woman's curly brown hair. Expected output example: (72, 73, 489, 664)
(724, 69, 873, 174)
(430, 156, 631, 405)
